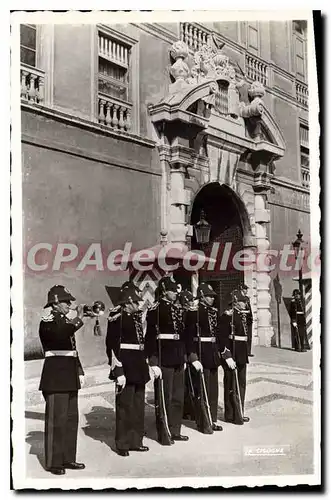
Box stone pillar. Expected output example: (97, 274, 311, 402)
(169, 163, 189, 244)
(254, 192, 273, 346)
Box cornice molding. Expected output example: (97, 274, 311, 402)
(21, 103, 156, 149)
(131, 22, 178, 44)
(97, 24, 138, 46)
(22, 132, 161, 177)
(271, 176, 310, 194)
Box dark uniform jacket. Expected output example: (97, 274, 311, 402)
(290, 297, 305, 323)
(39, 312, 84, 393)
(242, 297, 253, 326)
(145, 299, 186, 368)
(290, 297, 309, 349)
(184, 304, 225, 369)
(219, 309, 249, 365)
(106, 309, 150, 385)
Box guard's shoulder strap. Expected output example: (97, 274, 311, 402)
(40, 311, 54, 322)
(148, 301, 159, 311)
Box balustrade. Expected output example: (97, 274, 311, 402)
(180, 23, 210, 52)
(20, 65, 45, 104)
(98, 95, 132, 132)
(296, 81, 308, 107)
(245, 54, 268, 86)
(301, 168, 310, 188)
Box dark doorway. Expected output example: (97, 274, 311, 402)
(190, 182, 247, 313)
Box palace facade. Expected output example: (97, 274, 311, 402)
(20, 20, 310, 364)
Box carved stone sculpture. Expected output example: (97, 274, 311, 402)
(239, 81, 265, 118)
(169, 41, 190, 93)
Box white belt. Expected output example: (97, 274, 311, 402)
(157, 334, 180, 340)
(45, 350, 77, 357)
(194, 337, 216, 343)
(120, 343, 144, 351)
(297, 312, 304, 315)
(229, 335, 248, 342)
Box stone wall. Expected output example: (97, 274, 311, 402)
(22, 109, 161, 362)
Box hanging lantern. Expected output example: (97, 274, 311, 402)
(194, 210, 211, 245)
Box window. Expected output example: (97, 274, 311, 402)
(20, 24, 37, 67)
(300, 124, 309, 188)
(98, 31, 130, 102)
(247, 22, 259, 53)
(292, 21, 307, 81)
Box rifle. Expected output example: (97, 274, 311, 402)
(187, 303, 213, 434)
(229, 290, 244, 425)
(154, 306, 173, 445)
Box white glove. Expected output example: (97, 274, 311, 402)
(226, 357, 236, 370)
(79, 375, 85, 388)
(292, 322, 298, 327)
(150, 366, 162, 379)
(192, 360, 203, 372)
(116, 375, 126, 388)
(184, 363, 187, 371)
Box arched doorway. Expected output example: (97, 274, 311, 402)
(189, 182, 251, 312)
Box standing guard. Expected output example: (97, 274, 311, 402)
(39, 285, 86, 475)
(106, 282, 150, 457)
(290, 289, 310, 352)
(184, 283, 224, 432)
(239, 284, 254, 357)
(145, 275, 189, 443)
(219, 296, 250, 425)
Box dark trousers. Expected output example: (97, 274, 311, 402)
(292, 318, 309, 351)
(247, 323, 253, 355)
(162, 366, 185, 436)
(223, 364, 247, 421)
(115, 384, 145, 451)
(203, 368, 219, 423)
(43, 391, 78, 469)
(184, 367, 219, 423)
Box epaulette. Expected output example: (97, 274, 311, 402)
(186, 303, 198, 312)
(40, 311, 54, 322)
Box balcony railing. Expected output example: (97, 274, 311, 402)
(98, 94, 132, 132)
(20, 64, 45, 104)
(245, 54, 268, 86)
(180, 23, 211, 52)
(301, 168, 310, 188)
(296, 81, 308, 107)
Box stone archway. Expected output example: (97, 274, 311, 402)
(190, 182, 252, 313)
(148, 39, 286, 346)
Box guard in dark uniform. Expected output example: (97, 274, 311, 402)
(106, 282, 150, 457)
(145, 275, 188, 443)
(290, 289, 309, 352)
(184, 283, 224, 431)
(239, 284, 254, 357)
(219, 300, 250, 424)
(39, 285, 86, 475)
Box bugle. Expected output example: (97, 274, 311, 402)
(70, 300, 106, 317)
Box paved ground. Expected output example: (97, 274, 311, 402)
(24, 347, 316, 486)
